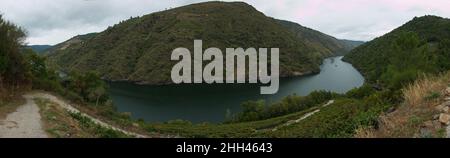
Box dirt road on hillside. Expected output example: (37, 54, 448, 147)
(0, 92, 147, 138)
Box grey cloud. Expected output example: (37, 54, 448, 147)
(1, 0, 449, 45)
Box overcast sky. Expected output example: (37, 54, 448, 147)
(1, 0, 449, 45)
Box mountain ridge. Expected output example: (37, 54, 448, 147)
(344, 15, 450, 88)
(48, 1, 362, 85)
(276, 19, 363, 56)
(27, 45, 52, 54)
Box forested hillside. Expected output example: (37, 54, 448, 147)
(48, 1, 357, 85)
(344, 15, 450, 89)
(277, 20, 363, 56)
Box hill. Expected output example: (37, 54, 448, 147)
(46, 33, 97, 54)
(339, 39, 365, 52)
(344, 15, 450, 89)
(48, 1, 357, 85)
(276, 20, 363, 55)
(27, 45, 52, 54)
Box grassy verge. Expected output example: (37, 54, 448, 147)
(70, 102, 149, 136)
(35, 98, 91, 138)
(35, 98, 130, 138)
(68, 112, 131, 138)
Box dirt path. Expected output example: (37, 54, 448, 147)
(0, 95, 48, 138)
(270, 100, 335, 132)
(1, 92, 147, 138)
(26, 92, 147, 138)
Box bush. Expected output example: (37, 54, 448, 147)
(69, 112, 129, 138)
(230, 91, 338, 123)
(64, 91, 84, 103)
(167, 119, 192, 125)
(1, 16, 30, 93)
(65, 71, 110, 105)
(345, 84, 375, 99)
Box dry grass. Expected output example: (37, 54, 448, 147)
(403, 74, 447, 107)
(358, 72, 449, 138)
(355, 127, 377, 138)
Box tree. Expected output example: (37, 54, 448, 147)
(91, 86, 106, 106)
(224, 109, 233, 122)
(67, 71, 109, 104)
(0, 14, 29, 96)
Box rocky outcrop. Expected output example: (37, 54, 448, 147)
(439, 114, 450, 125)
(436, 85, 450, 137)
(437, 88, 450, 124)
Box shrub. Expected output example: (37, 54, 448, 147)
(345, 84, 375, 99)
(64, 91, 84, 103)
(230, 91, 338, 123)
(69, 112, 129, 138)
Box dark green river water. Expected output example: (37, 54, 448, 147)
(109, 56, 364, 123)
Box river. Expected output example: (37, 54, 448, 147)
(109, 56, 364, 123)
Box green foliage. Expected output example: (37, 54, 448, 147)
(64, 91, 83, 102)
(65, 71, 110, 105)
(69, 112, 129, 138)
(267, 95, 391, 138)
(24, 50, 64, 93)
(344, 15, 450, 90)
(167, 119, 193, 126)
(237, 100, 266, 122)
(0, 15, 30, 94)
(229, 90, 338, 123)
(144, 106, 321, 138)
(424, 91, 441, 101)
(345, 84, 375, 99)
(276, 20, 362, 56)
(48, 1, 355, 84)
(27, 45, 51, 54)
(144, 86, 395, 138)
(21, 48, 110, 106)
(268, 99, 362, 137)
(1, 16, 130, 136)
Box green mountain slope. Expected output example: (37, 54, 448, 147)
(27, 45, 52, 54)
(46, 33, 97, 54)
(339, 39, 365, 52)
(344, 15, 450, 88)
(49, 1, 356, 85)
(276, 20, 363, 56)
